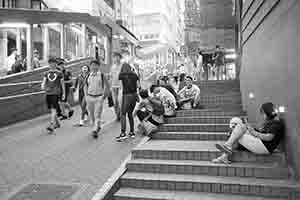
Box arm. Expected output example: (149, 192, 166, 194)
(41, 77, 46, 90)
(60, 78, 66, 100)
(250, 129, 275, 142)
(103, 75, 110, 98)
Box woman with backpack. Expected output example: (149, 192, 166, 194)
(133, 89, 164, 136)
(116, 63, 140, 141)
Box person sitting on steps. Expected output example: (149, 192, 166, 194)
(212, 102, 285, 164)
(177, 76, 200, 110)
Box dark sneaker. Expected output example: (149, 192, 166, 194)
(60, 115, 68, 120)
(68, 110, 74, 118)
(128, 132, 136, 138)
(46, 125, 54, 134)
(54, 123, 61, 129)
(116, 133, 127, 142)
(92, 131, 98, 139)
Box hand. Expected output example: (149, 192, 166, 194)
(61, 94, 65, 101)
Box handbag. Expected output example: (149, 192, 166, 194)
(137, 116, 158, 136)
(73, 88, 79, 102)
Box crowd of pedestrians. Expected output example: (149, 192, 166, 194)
(40, 50, 285, 165)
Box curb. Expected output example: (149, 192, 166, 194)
(91, 136, 150, 200)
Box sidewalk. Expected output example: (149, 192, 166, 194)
(0, 104, 143, 200)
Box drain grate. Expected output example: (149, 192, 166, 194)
(8, 183, 79, 200)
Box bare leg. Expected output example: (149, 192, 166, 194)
(225, 124, 248, 148)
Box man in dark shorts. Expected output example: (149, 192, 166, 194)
(57, 58, 74, 120)
(41, 58, 65, 133)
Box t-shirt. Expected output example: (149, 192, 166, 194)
(162, 84, 177, 100)
(110, 63, 122, 88)
(156, 87, 177, 110)
(44, 70, 63, 95)
(214, 50, 225, 65)
(119, 72, 139, 95)
(62, 70, 72, 88)
(259, 119, 285, 153)
(86, 71, 104, 96)
(179, 84, 200, 99)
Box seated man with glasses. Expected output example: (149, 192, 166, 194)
(177, 76, 200, 110)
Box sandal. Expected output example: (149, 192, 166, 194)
(215, 143, 233, 154)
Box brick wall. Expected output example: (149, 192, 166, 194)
(240, 0, 300, 179)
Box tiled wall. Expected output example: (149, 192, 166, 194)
(240, 0, 300, 179)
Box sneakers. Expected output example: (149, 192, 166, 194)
(92, 127, 101, 139)
(46, 124, 54, 134)
(79, 120, 84, 127)
(60, 115, 68, 120)
(68, 110, 74, 118)
(128, 132, 136, 138)
(53, 122, 61, 129)
(116, 133, 128, 142)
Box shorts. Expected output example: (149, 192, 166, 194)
(46, 94, 60, 110)
(238, 131, 270, 154)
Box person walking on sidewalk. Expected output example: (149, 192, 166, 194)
(74, 65, 90, 126)
(84, 60, 110, 139)
(41, 58, 65, 133)
(57, 58, 74, 120)
(110, 52, 123, 121)
(116, 59, 140, 141)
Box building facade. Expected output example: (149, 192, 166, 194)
(133, 0, 183, 69)
(184, 0, 236, 54)
(0, 0, 138, 77)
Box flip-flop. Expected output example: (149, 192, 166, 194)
(215, 144, 233, 154)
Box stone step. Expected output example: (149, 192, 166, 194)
(132, 140, 285, 164)
(175, 109, 245, 117)
(194, 80, 240, 87)
(152, 132, 229, 141)
(197, 93, 242, 105)
(158, 124, 230, 132)
(199, 88, 240, 93)
(127, 159, 290, 179)
(165, 116, 242, 124)
(198, 104, 243, 110)
(120, 172, 300, 199)
(114, 188, 285, 200)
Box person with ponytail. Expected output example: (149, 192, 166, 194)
(212, 102, 285, 164)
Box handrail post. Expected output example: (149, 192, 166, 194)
(26, 24, 33, 71)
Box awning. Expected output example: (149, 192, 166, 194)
(0, 8, 110, 36)
(101, 16, 139, 46)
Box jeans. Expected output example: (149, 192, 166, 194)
(120, 93, 137, 133)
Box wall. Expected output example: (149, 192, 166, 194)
(240, 0, 300, 179)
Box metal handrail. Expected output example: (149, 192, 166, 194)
(0, 91, 45, 101)
(0, 77, 79, 87)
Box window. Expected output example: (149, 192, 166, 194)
(2, 0, 16, 8)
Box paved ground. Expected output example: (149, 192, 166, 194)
(0, 104, 144, 200)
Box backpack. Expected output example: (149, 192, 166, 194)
(149, 97, 165, 116)
(86, 73, 104, 89)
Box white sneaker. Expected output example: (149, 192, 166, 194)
(79, 120, 84, 126)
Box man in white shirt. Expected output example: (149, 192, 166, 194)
(177, 76, 201, 109)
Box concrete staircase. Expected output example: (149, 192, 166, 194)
(113, 80, 300, 200)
